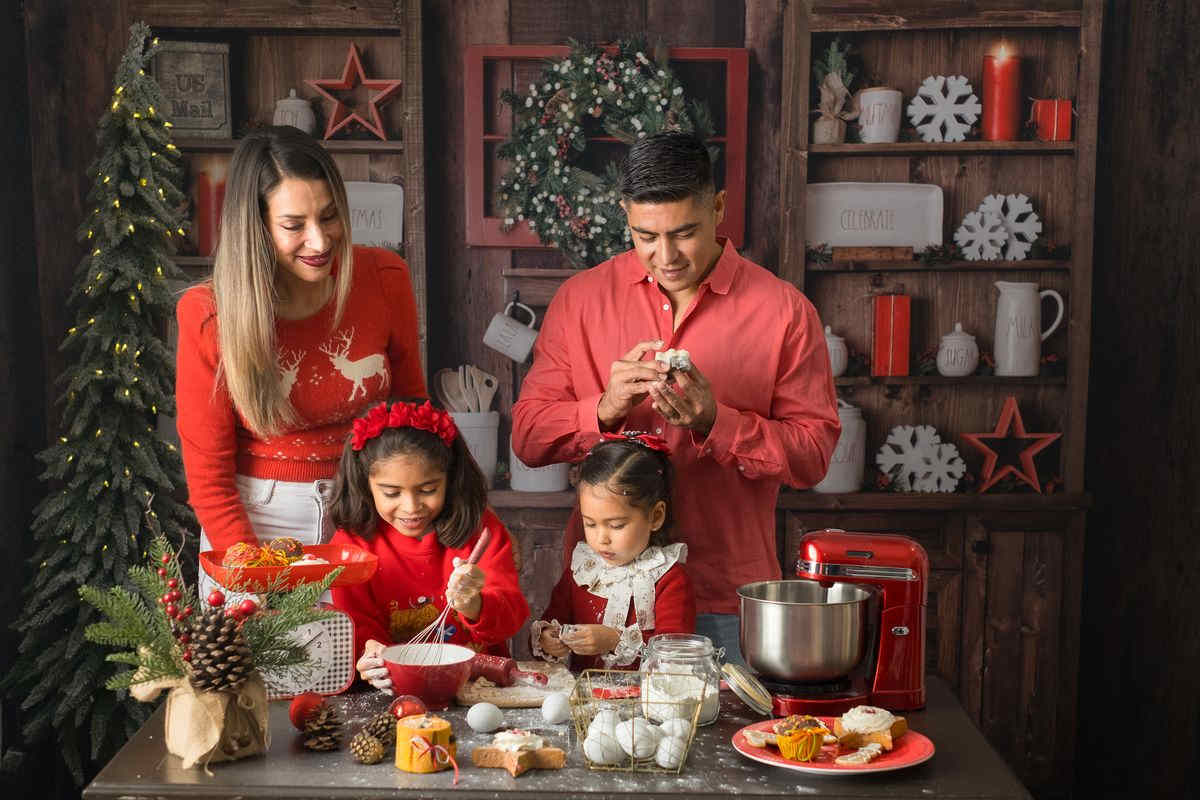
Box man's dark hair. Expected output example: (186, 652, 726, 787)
(619, 131, 715, 203)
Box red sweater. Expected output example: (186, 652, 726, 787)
(175, 247, 426, 549)
(330, 509, 530, 661)
(539, 560, 696, 671)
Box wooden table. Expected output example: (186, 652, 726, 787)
(85, 677, 1031, 799)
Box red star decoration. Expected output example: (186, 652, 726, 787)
(960, 395, 1061, 493)
(305, 43, 402, 140)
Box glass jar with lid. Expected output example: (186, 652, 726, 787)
(640, 633, 723, 726)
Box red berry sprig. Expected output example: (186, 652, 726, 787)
(207, 590, 226, 608)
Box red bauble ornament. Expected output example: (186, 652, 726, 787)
(182, 650, 192, 662)
(206, 590, 226, 607)
(165, 603, 177, 617)
(179, 633, 190, 645)
(289, 692, 327, 730)
(237, 599, 259, 617)
(157, 568, 167, 577)
(161, 553, 170, 565)
(167, 578, 178, 589)
(180, 606, 193, 619)
(388, 695, 427, 719)
(160, 593, 172, 605)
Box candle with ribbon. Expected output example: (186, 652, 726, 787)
(982, 45, 1021, 141)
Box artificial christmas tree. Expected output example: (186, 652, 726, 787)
(0, 22, 196, 782)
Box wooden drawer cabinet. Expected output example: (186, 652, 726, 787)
(494, 507, 573, 658)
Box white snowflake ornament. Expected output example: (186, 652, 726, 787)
(906, 75, 982, 142)
(978, 193, 1042, 260)
(954, 210, 1009, 261)
(876, 425, 966, 493)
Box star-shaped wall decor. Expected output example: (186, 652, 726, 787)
(305, 43, 402, 140)
(960, 395, 1061, 493)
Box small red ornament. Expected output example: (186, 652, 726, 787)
(157, 568, 167, 577)
(179, 633, 190, 645)
(165, 603, 177, 617)
(167, 578, 178, 589)
(182, 650, 192, 662)
(388, 695, 427, 719)
(237, 599, 259, 617)
(180, 606, 193, 619)
(305, 43, 403, 140)
(160, 593, 172, 605)
(161, 553, 170, 565)
(289, 692, 327, 730)
(206, 590, 226, 607)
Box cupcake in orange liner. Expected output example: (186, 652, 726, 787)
(776, 724, 825, 762)
(222, 541, 260, 567)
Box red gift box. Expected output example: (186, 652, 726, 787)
(1030, 98, 1072, 142)
(872, 294, 911, 376)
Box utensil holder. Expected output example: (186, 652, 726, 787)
(450, 411, 498, 486)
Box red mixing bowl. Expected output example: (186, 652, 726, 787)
(381, 643, 475, 710)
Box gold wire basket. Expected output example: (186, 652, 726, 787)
(568, 668, 706, 774)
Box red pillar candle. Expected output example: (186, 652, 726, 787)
(981, 47, 1021, 141)
(191, 155, 228, 257)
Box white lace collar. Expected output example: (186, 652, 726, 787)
(570, 541, 687, 630)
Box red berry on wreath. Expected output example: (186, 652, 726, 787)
(180, 606, 193, 619)
(179, 633, 190, 645)
(182, 650, 192, 662)
(288, 692, 326, 730)
(167, 578, 178, 589)
(237, 598, 259, 617)
(157, 568, 167, 577)
(388, 695, 427, 719)
(161, 553, 170, 565)
(206, 590, 225, 607)
(165, 603, 177, 617)
(160, 593, 172, 605)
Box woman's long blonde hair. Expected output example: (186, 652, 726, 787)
(211, 126, 354, 437)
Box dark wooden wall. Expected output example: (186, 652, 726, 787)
(1075, 0, 1200, 795)
(3, 1, 1197, 796)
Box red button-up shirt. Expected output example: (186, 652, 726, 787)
(512, 240, 840, 614)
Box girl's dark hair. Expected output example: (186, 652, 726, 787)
(329, 408, 488, 549)
(578, 438, 674, 547)
(619, 131, 716, 204)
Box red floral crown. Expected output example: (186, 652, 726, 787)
(352, 401, 458, 450)
(597, 431, 671, 455)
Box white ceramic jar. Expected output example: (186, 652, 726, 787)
(813, 400, 866, 493)
(856, 87, 903, 143)
(273, 89, 316, 135)
(824, 325, 848, 377)
(936, 322, 980, 377)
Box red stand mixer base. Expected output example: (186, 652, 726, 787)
(771, 691, 870, 717)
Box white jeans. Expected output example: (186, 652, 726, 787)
(198, 474, 335, 601)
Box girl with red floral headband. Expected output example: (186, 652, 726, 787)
(328, 400, 529, 694)
(532, 432, 695, 670)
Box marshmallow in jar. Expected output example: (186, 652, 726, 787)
(824, 325, 848, 377)
(936, 322, 980, 377)
(813, 399, 866, 494)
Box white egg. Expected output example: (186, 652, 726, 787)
(466, 702, 504, 733)
(658, 718, 692, 740)
(541, 691, 571, 725)
(587, 708, 621, 739)
(582, 730, 625, 765)
(655, 735, 688, 769)
(614, 717, 661, 759)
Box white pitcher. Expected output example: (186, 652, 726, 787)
(993, 282, 1064, 376)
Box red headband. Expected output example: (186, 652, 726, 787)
(598, 431, 671, 455)
(352, 401, 458, 450)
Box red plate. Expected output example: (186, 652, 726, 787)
(200, 544, 378, 592)
(731, 717, 935, 776)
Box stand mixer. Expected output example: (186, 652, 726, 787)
(729, 529, 928, 717)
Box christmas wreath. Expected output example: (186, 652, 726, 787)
(496, 38, 716, 267)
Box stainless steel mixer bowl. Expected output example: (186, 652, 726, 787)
(737, 579, 872, 682)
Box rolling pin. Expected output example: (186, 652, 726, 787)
(469, 654, 548, 687)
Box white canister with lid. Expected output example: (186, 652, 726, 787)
(824, 325, 848, 377)
(813, 399, 866, 493)
(273, 89, 316, 135)
(936, 322, 980, 377)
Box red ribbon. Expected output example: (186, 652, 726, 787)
(352, 400, 458, 451)
(599, 431, 671, 455)
(408, 735, 460, 785)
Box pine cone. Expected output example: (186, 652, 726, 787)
(186, 609, 255, 693)
(303, 705, 342, 751)
(362, 711, 396, 746)
(349, 731, 386, 764)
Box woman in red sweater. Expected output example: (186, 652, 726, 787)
(533, 433, 695, 670)
(174, 127, 425, 595)
(330, 401, 529, 694)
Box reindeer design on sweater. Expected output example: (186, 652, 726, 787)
(277, 348, 305, 399)
(319, 327, 390, 401)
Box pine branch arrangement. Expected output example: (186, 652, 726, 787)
(495, 37, 717, 268)
(1, 22, 196, 783)
(813, 37, 857, 91)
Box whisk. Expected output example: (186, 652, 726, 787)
(405, 527, 491, 665)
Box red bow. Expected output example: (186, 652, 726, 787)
(599, 431, 671, 455)
(352, 401, 458, 450)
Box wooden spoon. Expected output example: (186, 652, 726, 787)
(468, 365, 499, 412)
(435, 368, 470, 413)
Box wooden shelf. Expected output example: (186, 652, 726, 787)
(810, 140, 1075, 155)
(810, 9, 1082, 32)
(489, 488, 1090, 512)
(175, 137, 404, 154)
(835, 375, 1066, 386)
(501, 268, 581, 306)
(807, 259, 1070, 272)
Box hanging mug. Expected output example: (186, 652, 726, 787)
(483, 301, 538, 363)
(993, 281, 1064, 376)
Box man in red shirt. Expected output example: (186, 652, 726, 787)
(512, 132, 840, 663)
